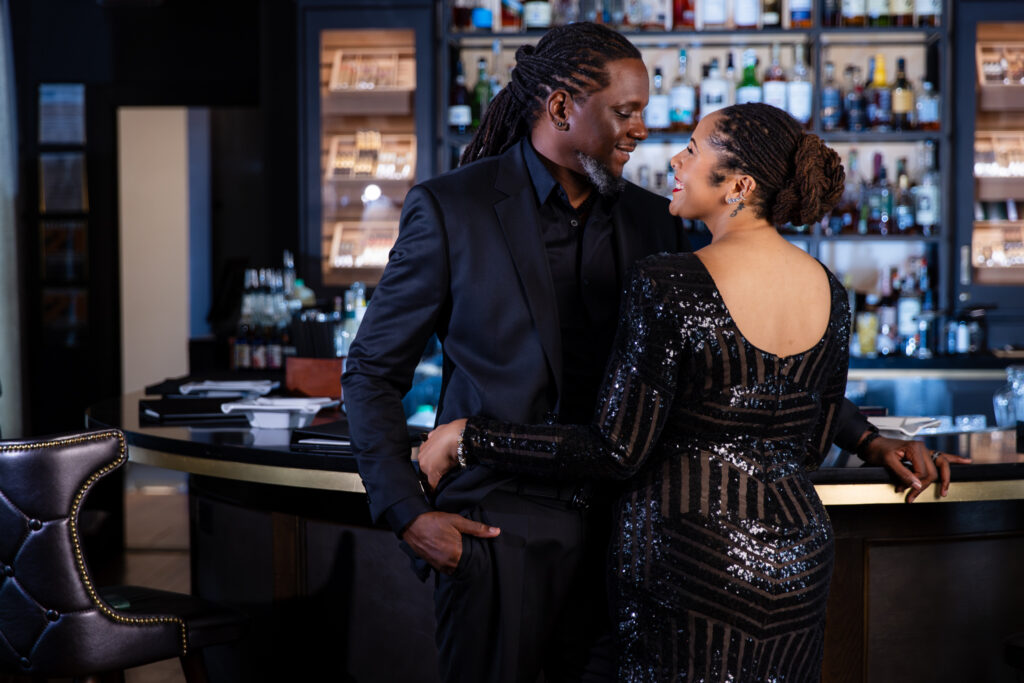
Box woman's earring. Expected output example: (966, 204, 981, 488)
(726, 197, 740, 204)
(555, 120, 568, 130)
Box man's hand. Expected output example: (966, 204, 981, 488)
(858, 434, 971, 503)
(401, 511, 500, 574)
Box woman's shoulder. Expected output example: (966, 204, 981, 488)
(635, 251, 709, 278)
(630, 252, 717, 301)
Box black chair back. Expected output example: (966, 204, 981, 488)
(0, 429, 186, 677)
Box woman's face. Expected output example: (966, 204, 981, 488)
(668, 113, 725, 220)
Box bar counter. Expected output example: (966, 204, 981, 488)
(87, 392, 1024, 683)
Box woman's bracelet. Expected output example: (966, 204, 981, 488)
(455, 428, 468, 469)
(857, 430, 882, 454)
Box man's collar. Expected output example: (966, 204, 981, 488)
(521, 138, 560, 206)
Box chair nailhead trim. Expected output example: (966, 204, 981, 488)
(0, 430, 190, 655)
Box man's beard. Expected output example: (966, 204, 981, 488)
(575, 151, 626, 198)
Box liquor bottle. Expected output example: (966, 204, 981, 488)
(472, 58, 493, 130)
(867, 0, 890, 26)
(867, 152, 893, 234)
(762, 43, 787, 112)
(915, 0, 940, 26)
(891, 0, 913, 25)
(674, 0, 697, 28)
(488, 40, 504, 97)
(579, 0, 600, 21)
(836, 149, 863, 234)
(841, 0, 867, 26)
(896, 267, 923, 355)
(332, 295, 346, 357)
(913, 140, 940, 235)
(736, 49, 763, 104)
(669, 49, 698, 131)
(448, 59, 472, 134)
(645, 67, 672, 131)
(893, 157, 916, 233)
(267, 321, 283, 370)
(702, 0, 728, 29)
(867, 55, 892, 131)
(761, 0, 781, 27)
(471, 2, 494, 30)
(523, 0, 552, 28)
(844, 65, 868, 131)
(452, 0, 474, 31)
(734, 0, 760, 28)
(875, 270, 898, 356)
(823, 0, 841, 26)
(820, 61, 843, 131)
(786, 44, 813, 127)
(233, 269, 258, 370)
(790, 0, 812, 28)
(552, 0, 579, 24)
(337, 290, 360, 357)
(891, 57, 914, 130)
(725, 52, 737, 105)
(916, 80, 940, 130)
(500, 0, 523, 31)
(611, 0, 631, 28)
(699, 59, 729, 118)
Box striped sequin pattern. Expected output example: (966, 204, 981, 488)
(466, 252, 850, 681)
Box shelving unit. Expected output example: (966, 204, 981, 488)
(952, 2, 1024, 348)
(439, 4, 952, 317)
(298, 2, 436, 295)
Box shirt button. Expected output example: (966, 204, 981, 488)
(570, 219, 579, 227)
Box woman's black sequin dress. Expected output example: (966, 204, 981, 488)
(463, 252, 850, 682)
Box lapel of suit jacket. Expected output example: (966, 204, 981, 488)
(493, 143, 562, 401)
(611, 186, 643, 279)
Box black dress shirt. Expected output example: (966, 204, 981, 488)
(523, 142, 621, 425)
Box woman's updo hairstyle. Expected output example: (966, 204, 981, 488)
(706, 103, 845, 227)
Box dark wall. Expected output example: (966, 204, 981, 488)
(11, 0, 297, 433)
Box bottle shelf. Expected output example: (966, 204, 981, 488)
(820, 130, 945, 143)
(440, 2, 953, 319)
(447, 30, 813, 48)
(785, 233, 944, 243)
(447, 27, 942, 48)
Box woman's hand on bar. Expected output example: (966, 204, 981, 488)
(858, 434, 971, 502)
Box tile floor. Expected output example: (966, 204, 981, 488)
(122, 473, 191, 683)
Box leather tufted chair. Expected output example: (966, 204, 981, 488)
(0, 429, 246, 682)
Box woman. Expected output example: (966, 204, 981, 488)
(419, 102, 850, 682)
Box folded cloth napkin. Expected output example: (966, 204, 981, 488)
(868, 416, 943, 437)
(179, 380, 278, 396)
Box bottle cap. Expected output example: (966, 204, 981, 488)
(471, 7, 493, 29)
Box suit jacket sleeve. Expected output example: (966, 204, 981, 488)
(342, 185, 449, 534)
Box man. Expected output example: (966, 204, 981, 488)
(343, 22, 963, 683)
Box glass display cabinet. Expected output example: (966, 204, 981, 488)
(298, 1, 435, 294)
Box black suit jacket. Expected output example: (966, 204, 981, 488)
(343, 140, 686, 533)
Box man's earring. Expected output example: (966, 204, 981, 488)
(555, 120, 568, 130)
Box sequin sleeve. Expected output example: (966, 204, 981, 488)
(804, 288, 851, 470)
(462, 262, 682, 480)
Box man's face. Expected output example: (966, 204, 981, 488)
(563, 58, 649, 191)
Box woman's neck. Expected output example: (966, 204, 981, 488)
(704, 212, 779, 245)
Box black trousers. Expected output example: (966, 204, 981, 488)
(433, 487, 615, 683)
